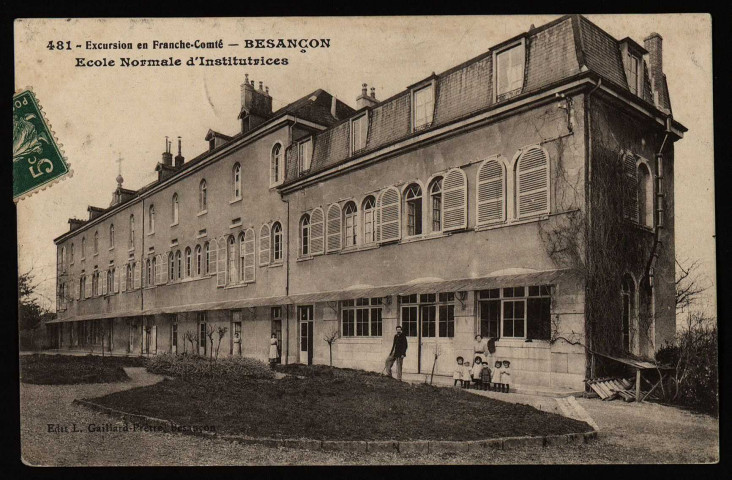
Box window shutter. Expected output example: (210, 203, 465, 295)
(120, 267, 127, 293)
(442, 169, 467, 231)
(477, 159, 506, 225)
(239, 235, 246, 263)
(101, 270, 108, 296)
(216, 238, 227, 287)
(310, 207, 324, 255)
(516, 147, 550, 218)
(326, 204, 342, 252)
(623, 153, 639, 221)
(153, 255, 160, 285)
(209, 239, 218, 276)
(134, 262, 141, 290)
(378, 187, 401, 242)
(161, 252, 169, 283)
(244, 228, 256, 282)
(259, 224, 271, 266)
(85, 276, 92, 298)
(113, 268, 119, 293)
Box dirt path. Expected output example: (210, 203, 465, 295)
(20, 369, 718, 465)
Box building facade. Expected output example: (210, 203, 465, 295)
(51, 15, 685, 391)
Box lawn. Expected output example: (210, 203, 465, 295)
(20, 354, 146, 385)
(89, 360, 591, 441)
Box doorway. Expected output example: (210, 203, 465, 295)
(271, 306, 283, 364)
(298, 306, 313, 365)
(400, 293, 455, 375)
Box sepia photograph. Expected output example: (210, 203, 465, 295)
(14, 14, 717, 466)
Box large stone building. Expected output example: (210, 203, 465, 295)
(50, 15, 685, 392)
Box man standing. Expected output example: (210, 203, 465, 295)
(385, 325, 408, 380)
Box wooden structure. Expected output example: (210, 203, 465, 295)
(588, 352, 673, 402)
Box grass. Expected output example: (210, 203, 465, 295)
(20, 354, 146, 385)
(90, 361, 591, 441)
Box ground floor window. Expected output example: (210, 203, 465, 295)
(198, 312, 207, 354)
(341, 298, 383, 337)
(399, 293, 455, 338)
(478, 285, 552, 340)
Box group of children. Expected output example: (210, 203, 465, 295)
(453, 356, 511, 392)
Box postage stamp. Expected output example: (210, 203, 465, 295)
(12, 88, 71, 202)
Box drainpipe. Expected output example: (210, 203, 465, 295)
(584, 77, 601, 379)
(644, 116, 671, 285)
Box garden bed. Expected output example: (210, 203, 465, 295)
(90, 361, 591, 441)
(20, 354, 146, 385)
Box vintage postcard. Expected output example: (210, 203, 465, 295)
(15, 15, 717, 466)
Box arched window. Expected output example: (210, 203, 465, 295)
(343, 202, 358, 247)
(151, 256, 157, 285)
(126, 264, 132, 291)
(70, 243, 75, 263)
(149, 205, 155, 233)
(362, 196, 376, 244)
(300, 214, 311, 256)
(516, 147, 550, 218)
(174, 250, 182, 279)
(621, 274, 635, 352)
(61, 246, 66, 268)
(172, 193, 179, 225)
(109, 224, 115, 248)
(199, 179, 207, 212)
(204, 242, 210, 274)
(195, 245, 202, 276)
(146, 259, 152, 287)
(429, 177, 443, 232)
(228, 236, 237, 283)
(169, 252, 175, 281)
(638, 163, 653, 228)
(238, 232, 246, 281)
(93, 231, 99, 254)
(129, 215, 135, 248)
(271, 143, 282, 185)
(405, 183, 423, 236)
(271, 222, 283, 262)
(81, 237, 86, 258)
(232, 163, 242, 199)
(185, 247, 192, 278)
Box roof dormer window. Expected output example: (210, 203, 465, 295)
(494, 41, 526, 102)
(299, 138, 313, 174)
(412, 83, 435, 131)
(351, 113, 368, 154)
(627, 53, 640, 95)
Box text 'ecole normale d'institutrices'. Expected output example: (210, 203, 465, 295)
(50, 15, 685, 392)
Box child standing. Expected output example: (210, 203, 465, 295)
(461, 361, 472, 388)
(480, 361, 492, 389)
(471, 356, 484, 388)
(453, 356, 464, 386)
(500, 360, 511, 392)
(494, 361, 503, 391)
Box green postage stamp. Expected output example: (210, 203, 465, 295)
(13, 89, 71, 202)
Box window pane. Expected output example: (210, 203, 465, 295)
(402, 306, 418, 337)
(421, 305, 436, 337)
(527, 297, 551, 340)
(371, 308, 382, 337)
(439, 304, 454, 337)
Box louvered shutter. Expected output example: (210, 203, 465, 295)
(378, 187, 401, 242)
(113, 268, 119, 293)
(120, 266, 127, 292)
(209, 239, 218, 276)
(622, 153, 638, 221)
(477, 159, 506, 225)
(259, 224, 271, 266)
(442, 169, 467, 231)
(153, 255, 160, 285)
(102, 270, 108, 295)
(244, 228, 256, 282)
(134, 262, 141, 289)
(216, 238, 227, 286)
(85, 276, 92, 298)
(162, 252, 169, 283)
(310, 208, 324, 255)
(326, 204, 342, 252)
(516, 147, 550, 218)
(239, 234, 246, 270)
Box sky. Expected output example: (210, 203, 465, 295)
(14, 15, 715, 318)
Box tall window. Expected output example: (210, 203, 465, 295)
(238, 232, 246, 281)
(343, 202, 358, 247)
(627, 54, 640, 95)
(341, 298, 383, 337)
(638, 163, 653, 228)
(496, 44, 525, 98)
(300, 214, 311, 256)
(621, 275, 635, 352)
(232, 163, 242, 199)
(146, 259, 152, 287)
(299, 139, 312, 173)
(70, 243, 75, 263)
(61, 246, 66, 268)
(195, 245, 202, 276)
(405, 184, 423, 236)
(169, 252, 175, 281)
(399, 294, 454, 338)
(351, 114, 368, 152)
(93, 231, 99, 254)
(362, 196, 376, 244)
(413, 84, 434, 130)
(271, 222, 283, 262)
(151, 257, 156, 285)
(271, 143, 282, 185)
(175, 250, 182, 279)
(126, 264, 132, 290)
(129, 215, 135, 248)
(477, 286, 552, 340)
(109, 224, 115, 248)
(185, 247, 192, 278)
(204, 242, 210, 274)
(81, 237, 86, 259)
(172, 193, 179, 225)
(228, 236, 237, 283)
(148, 204, 155, 233)
(199, 179, 207, 211)
(429, 177, 443, 232)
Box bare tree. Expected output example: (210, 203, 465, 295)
(205, 324, 216, 359)
(323, 328, 339, 366)
(214, 326, 228, 360)
(429, 343, 441, 385)
(675, 257, 709, 313)
(183, 330, 196, 355)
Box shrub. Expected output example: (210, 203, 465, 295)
(147, 353, 275, 380)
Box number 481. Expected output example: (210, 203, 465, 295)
(47, 41, 71, 51)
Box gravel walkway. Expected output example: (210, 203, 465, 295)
(20, 368, 719, 465)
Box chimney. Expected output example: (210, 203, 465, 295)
(239, 74, 273, 133)
(331, 94, 338, 120)
(162, 136, 173, 166)
(174, 136, 184, 167)
(68, 218, 86, 231)
(87, 206, 105, 220)
(356, 83, 379, 109)
(644, 33, 670, 113)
